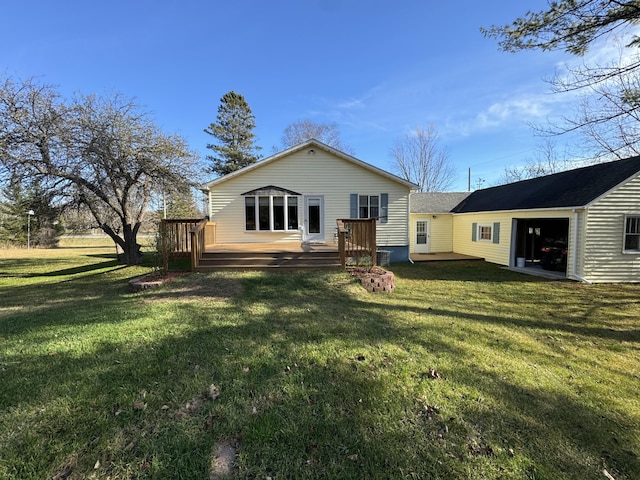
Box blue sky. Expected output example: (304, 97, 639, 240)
(2, 1, 589, 190)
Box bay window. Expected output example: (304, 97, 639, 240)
(244, 193, 299, 232)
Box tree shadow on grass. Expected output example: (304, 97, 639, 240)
(392, 261, 548, 283)
(2, 268, 639, 479)
(0, 266, 140, 333)
(32, 260, 121, 277)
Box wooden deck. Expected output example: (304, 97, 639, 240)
(410, 252, 484, 262)
(164, 218, 376, 270)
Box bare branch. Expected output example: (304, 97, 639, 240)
(390, 124, 456, 192)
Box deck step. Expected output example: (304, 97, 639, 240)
(195, 251, 341, 270)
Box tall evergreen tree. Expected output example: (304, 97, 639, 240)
(0, 180, 29, 246)
(204, 91, 261, 176)
(0, 178, 62, 247)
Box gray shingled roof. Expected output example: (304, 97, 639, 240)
(410, 192, 471, 213)
(451, 156, 640, 214)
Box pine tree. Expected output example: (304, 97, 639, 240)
(0, 179, 63, 247)
(165, 187, 200, 219)
(0, 181, 29, 246)
(204, 91, 261, 176)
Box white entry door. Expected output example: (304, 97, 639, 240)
(414, 219, 430, 253)
(303, 195, 324, 243)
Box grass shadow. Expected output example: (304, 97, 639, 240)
(2, 264, 639, 479)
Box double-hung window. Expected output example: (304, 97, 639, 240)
(624, 215, 640, 252)
(351, 193, 388, 222)
(478, 224, 493, 242)
(472, 222, 500, 244)
(243, 186, 300, 232)
(358, 195, 379, 219)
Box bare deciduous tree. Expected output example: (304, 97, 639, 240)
(0, 77, 198, 264)
(390, 124, 456, 192)
(498, 139, 571, 184)
(278, 120, 354, 154)
(548, 53, 640, 160)
(484, 1, 640, 161)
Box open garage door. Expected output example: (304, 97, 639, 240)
(513, 218, 569, 274)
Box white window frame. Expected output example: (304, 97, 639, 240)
(477, 224, 493, 242)
(358, 195, 380, 220)
(244, 195, 299, 232)
(623, 214, 640, 253)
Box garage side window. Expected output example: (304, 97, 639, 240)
(624, 215, 640, 252)
(478, 224, 492, 241)
(472, 222, 500, 243)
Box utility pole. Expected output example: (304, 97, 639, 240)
(26, 209, 34, 248)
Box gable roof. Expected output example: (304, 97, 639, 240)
(411, 192, 471, 213)
(203, 139, 418, 190)
(452, 156, 640, 214)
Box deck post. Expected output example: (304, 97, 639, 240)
(337, 220, 346, 267)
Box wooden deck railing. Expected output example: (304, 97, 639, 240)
(160, 219, 203, 257)
(190, 219, 207, 272)
(336, 218, 377, 267)
(161, 219, 216, 270)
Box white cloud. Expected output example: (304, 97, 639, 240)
(446, 90, 569, 138)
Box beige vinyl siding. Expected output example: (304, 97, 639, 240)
(452, 210, 576, 266)
(582, 174, 640, 283)
(409, 214, 454, 253)
(208, 149, 410, 246)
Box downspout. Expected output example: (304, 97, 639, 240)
(408, 191, 414, 264)
(572, 209, 591, 284)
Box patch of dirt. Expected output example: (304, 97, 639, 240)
(175, 384, 220, 419)
(128, 270, 189, 292)
(209, 437, 239, 479)
(51, 461, 75, 480)
(140, 273, 243, 303)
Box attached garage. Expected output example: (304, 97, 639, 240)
(450, 156, 640, 283)
(513, 218, 570, 271)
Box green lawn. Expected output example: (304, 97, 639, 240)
(1, 248, 638, 479)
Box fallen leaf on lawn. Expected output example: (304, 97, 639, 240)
(423, 405, 440, 420)
(208, 384, 220, 400)
(133, 400, 147, 410)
